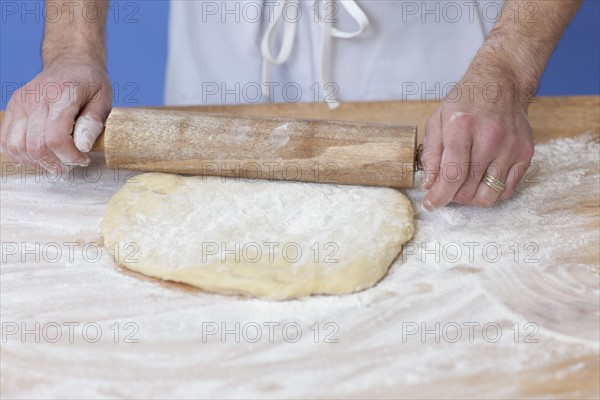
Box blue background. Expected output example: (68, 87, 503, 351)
(1, 0, 599, 109)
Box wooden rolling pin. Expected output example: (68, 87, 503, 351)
(93, 108, 418, 188)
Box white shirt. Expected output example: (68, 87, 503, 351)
(165, 0, 502, 106)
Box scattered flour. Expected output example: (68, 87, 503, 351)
(1, 132, 598, 399)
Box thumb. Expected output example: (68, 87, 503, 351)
(73, 100, 110, 153)
(73, 114, 104, 153)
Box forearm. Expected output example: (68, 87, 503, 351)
(468, 0, 583, 100)
(42, 0, 109, 66)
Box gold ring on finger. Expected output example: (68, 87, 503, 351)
(481, 173, 506, 194)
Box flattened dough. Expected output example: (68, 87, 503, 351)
(101, 173, 414, 300)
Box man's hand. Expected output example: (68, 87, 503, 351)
(421, 70, 534, 209)
(0, 57, 111, 174)
(421, 0, 583, 210)
(0, 0, 109, 175)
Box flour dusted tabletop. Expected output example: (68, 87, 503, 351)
(1, 98, 599, 398)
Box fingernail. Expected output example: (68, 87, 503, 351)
(45, 166, 59, 177)
(78, 155, 91, 167)
(421, 198, 434, 212)
(16, 156, 29, 165)
(42, 161, 66, 176)
(421, 173, 436, 189)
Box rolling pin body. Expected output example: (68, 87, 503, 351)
(101, 108, 417, 188)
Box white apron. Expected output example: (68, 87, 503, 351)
(165, 0, 503, 106)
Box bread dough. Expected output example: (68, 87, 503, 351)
(101, 173, 414, 300)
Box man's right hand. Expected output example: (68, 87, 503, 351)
(0, 56, 111, 175)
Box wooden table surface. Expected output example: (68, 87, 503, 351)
(162, 96, 600, 142)
(1, 97, 599, 399)
(1, 96, 598, 142)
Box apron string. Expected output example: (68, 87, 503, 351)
(261, 0, 369, 109)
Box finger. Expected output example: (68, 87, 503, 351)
(2, 106, 30, 164)
(421, 111, 443, 190)
(451, 123, 504, 205)
(499, 141, 534, 201)
(45, 94, 90, 167)
(26, 103, 66, 174)
(471, 161, 510, 207)
(452, 143, 492, 205)
(73, 114, 104, 153)
(74, 87, 111, 153)
(498, 160, 531, 201)
(422, 113, 474, 210)
(0, 108, 11, 150)
(1, 111, 16, 160)
(6, 119, 29, 164)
